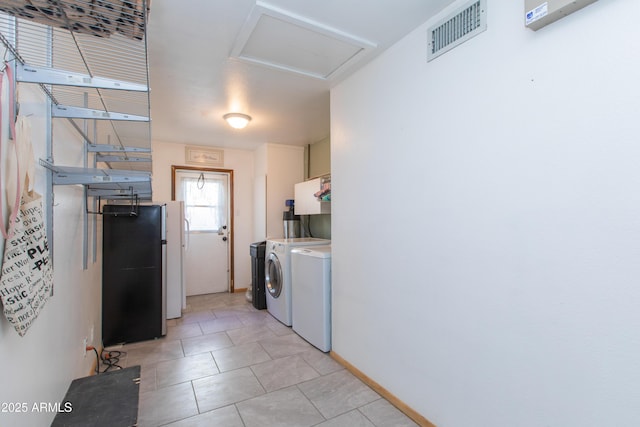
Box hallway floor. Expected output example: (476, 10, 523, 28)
(112, 292, 418, 427)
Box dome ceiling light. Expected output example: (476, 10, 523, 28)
(223, 112, 252, 129)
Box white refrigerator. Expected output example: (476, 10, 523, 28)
(163, 201, 187, 319)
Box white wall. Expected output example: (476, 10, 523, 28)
(152, 140, 255, 289)
(330, 1, 640, 426)
(252, 143, 304, 240)
(265, 144, 304, 239)
(0, 85, 101, 426)
(253, 144, 267, 241)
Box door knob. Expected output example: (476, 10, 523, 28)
(222, 236, 228, 242)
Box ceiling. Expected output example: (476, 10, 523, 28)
(146, 0, 455, 150)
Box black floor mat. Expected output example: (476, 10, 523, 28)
(52, 366, 140, 427)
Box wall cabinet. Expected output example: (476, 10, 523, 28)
(295, 177, 331, 215)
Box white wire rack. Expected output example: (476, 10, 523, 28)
(0, 0, 152, 175)
(0, 1, 153, 270)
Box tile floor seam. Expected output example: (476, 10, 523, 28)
(256, 340, 271, 364)
(232, 403, 249, 427)
(152, 362, 158, 392)
(295, 383, 329, 425)
(196, 320, 205, 335)
(234, 402, 249, 427)
(247, 364, 265, 392)
(357, 400, 381, 427)
(245, 355, 317, 393)
(178, 336, 186, 359)
(154, 404, 201, 427)
(189, 380, 202, 415)
(201, 373, 269, 411)
(308, 357, 323, 378)
(209, 349, 222, 373)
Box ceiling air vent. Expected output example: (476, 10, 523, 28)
(427, 0, 486, 62)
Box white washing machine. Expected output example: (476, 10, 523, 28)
(291, 245, 331, 352)
(265, 238, 330, 326)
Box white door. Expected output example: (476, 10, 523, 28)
(163, 201, 185, 318)
(175, 169, 230, 295)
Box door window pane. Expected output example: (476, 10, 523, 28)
(181, 175, 226, 232)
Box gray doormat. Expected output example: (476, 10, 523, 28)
(52, 365, 140, 427)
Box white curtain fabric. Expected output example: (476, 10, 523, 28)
(180, 174, 226, 232)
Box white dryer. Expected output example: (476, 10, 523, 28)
(291, 245, 332, 352)
(265, 238, 330, 326)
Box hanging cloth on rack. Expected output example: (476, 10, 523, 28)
(0, 61, 21, 240)
(6, 115, 34, 207)
(0, 112, 53, 336)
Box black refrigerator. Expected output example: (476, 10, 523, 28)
(102, 204, 167, 346)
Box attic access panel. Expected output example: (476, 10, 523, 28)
(231, 1, 376, 80)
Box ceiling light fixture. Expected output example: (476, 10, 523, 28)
(223, 112, 252, 129)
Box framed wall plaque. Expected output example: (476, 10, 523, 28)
(185, 146, 224, 167)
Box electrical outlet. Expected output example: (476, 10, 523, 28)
(83, 337, 88, 358)
(89, 325, 94, 344)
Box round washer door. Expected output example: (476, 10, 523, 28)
(265, 252, 283, 298)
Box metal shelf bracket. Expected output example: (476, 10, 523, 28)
(39, 159, 152, 203)
(95, 155, 151, 163)
(88, 144, 151, 153)
(52, 104, 149, 121)
(16, 63, 149, 92)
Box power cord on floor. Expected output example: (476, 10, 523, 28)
(100, 348, 125, 372)
(90, 347, 99, 374)
(86, 345, 126, 373)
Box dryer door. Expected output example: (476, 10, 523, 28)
(265, 252, 283, 298)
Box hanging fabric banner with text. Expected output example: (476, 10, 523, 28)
(0, 189, 53, 336)
(0, 114, 53, 336)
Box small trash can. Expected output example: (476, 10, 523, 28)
(250, 241, 267, 309)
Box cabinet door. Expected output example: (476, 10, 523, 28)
(294, 178, 331, 215)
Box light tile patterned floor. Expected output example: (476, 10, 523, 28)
(108, 293, 418, 427)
